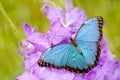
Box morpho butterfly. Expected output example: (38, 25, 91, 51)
(38, 16, 103, 73)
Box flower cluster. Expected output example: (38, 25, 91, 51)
(16, 0, 120, 80)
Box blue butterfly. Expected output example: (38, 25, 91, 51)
(38, 16, 103, 73)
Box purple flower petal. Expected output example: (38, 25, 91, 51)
(24, 51, 41, 70)
(16, 71, 39, 80)
(113, 65, 120, 80)
(41, 0, 87, 39)
(27, 33, 51, 51)
(24, 22, 38, 36)
(73, 74, 84, 80)
(65, 0, 74, 12)
(85, 71, 97, 80)
(22, 40, 36, 57)
(65, 8, 87, 36)
(21, 39, 45, 70)
(32, 65, 75, 80)
(41, 4, 64, 24)
(47, 19, 71, 45)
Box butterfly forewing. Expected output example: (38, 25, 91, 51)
(75, 16, 103, 42)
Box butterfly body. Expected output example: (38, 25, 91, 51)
(70, 38, 82, 54)
(38, 16, 103, 73)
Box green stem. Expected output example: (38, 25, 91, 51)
(0, 2, 21, 42)
(0, 2, 23, 53)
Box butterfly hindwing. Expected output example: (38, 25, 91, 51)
(38, 43, 88, 70)
(77, 41, 97, 65)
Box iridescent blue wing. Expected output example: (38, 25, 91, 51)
(75, 16, 103, 65)
(75, 16, 103, 42)
(38, 43, 89, 72)
(77, 41, 100, 65)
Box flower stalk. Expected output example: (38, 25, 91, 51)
(0, 2, 23, 53)
(0, 2, 21, 42)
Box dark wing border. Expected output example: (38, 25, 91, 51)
(74, 16, 103, 41)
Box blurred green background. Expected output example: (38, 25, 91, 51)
(0, 0, 120, 80)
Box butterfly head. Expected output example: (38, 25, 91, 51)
(70, 38, 77, 47)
